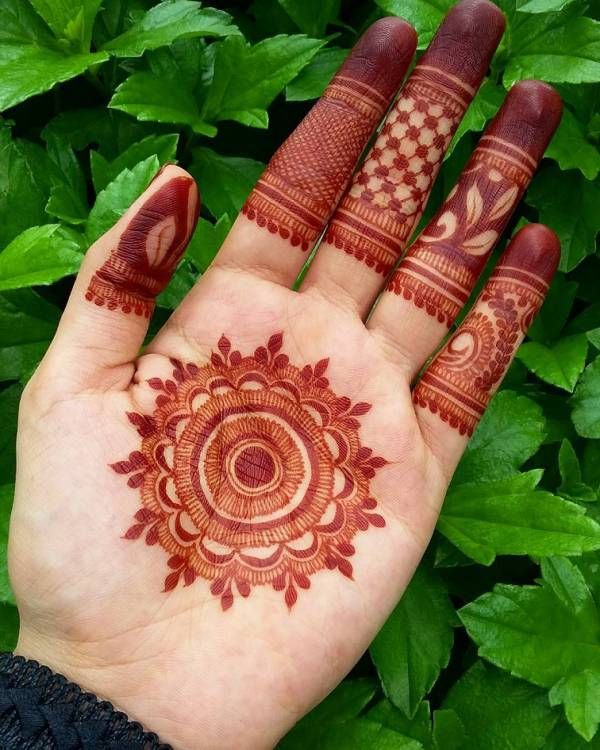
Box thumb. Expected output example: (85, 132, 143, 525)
(41, 164, 199, 392)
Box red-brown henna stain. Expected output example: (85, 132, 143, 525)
(86, 176, 199, 317)
(325, 0, 505, 274)
(241, 19, 417, 251)
(413, 224, 560, 435)
(112, 334, 386, 610)
(388, 81, 562, 325)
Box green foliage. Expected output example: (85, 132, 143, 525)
(370, 562, 456, 718)
(0, 0, 598, 746)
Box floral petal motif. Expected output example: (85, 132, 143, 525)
(113, 334, 387, 609)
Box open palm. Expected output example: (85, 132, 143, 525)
(11, 3, 561, 749)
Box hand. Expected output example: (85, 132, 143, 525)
(10, 1, 562, 748)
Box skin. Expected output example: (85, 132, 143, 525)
(10, 2, 561, 748)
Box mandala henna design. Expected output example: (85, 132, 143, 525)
(112, 334, 387, 610)
(388, 81, 562, 326)
(413, 225, 559, 435)
(86, 175, 199, 317)
(324, 0, 505, 274)
(241, 19, 416, 251)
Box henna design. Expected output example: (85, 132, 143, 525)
(241, 19, 416, 251)
(112, 334, 386, 610)
(86, 176, 199, 317)
(388, 81, 562, 326)
(324, 0, 505, 274)
(413, 224, 559, 435)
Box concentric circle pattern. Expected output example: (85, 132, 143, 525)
(112, 334, 387, 609)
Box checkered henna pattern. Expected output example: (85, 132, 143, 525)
(324, 0, 505, 274)
(388, 81, 562, 326)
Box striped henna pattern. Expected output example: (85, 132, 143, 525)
(324, 0, 505, 274)
(112, 334, 387, 610)
(413, 225, 559, 435)
(388, 81, 562, 326)
(86, 176, 198, 317)
(241, 20, 416, 251)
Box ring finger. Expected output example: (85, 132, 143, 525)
(368, 79, 562, 379)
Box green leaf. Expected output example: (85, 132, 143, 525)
(187, 214, 232, 273)
(0, 0, 109, 111)
(312, 721, 423, 750)
(442, 661, 558, 750)
(286, 47, 347, 101)
(367, 700, 433, 747)
(29, 0, 102, 51)
(0, 225, 81, 291)
(279, 678, 378, 748)
(109, 72, 216, 136)
(528, 272, 578, 343)
(189, 148, 264, 219)
(277, 0, 340, 37)
(572, 358, 600, 438)
(44, 133, 88, 224)
(541, 555, 597, 616)
(459, 579, 600, 691)
(439, 471, 600, 565)
(0, 485, 14, 605)
(432, 710, 466, 750)
(200, 35, 325, 128)
(446, 80, 504, 157)
(558, 439, 597, 502)
(453, 392, 546, 485)
(547, 719, 600, 749)
(374, 0, 453, 48)
(517, 334, 588, 392)
(0, 125, 53, 249)
(517, 0, 577, 12)
(103, 1, 236, 58)
(0, 383, 21, 479)
(550, 671, 600, 740)
(526, 165, 600, 272)
(156, 260, 196, 309)
(0, 604, 18, 652)
(90, 133, 179, 193)
(0, 290, 59, 382)
(370, 563, 455, 718)
(42, 107, 151, 157)
(85, 155, 160, 244)
(504, 17, 600, 85)
(546, 107, 600, 180)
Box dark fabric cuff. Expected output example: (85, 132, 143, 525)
(0, 653, 171, 749)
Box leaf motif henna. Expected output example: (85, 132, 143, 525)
(112, 335, 387, 610)
(85, 175, 199, 317)
(388, 82, 562, 326)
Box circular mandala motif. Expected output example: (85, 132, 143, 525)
(113, 334, 386, 609)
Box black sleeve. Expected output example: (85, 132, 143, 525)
(0, 653, 171, 749)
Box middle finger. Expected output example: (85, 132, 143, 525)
(301, 0, 505, 313)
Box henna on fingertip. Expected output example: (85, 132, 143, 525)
(242, 18, 417, 252)
(85, 174, 200, 318)
(413, 223, 560, 436)
(324, 0, 505, 275)
(388, 80, 562, 326)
